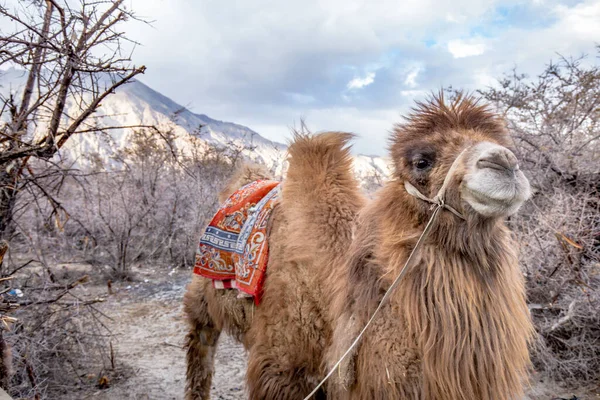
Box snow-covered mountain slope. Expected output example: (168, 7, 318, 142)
(354, 154, 392, 179)
(0, 68, 390, 185)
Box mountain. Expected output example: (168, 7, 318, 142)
(0, 68, 390, 185)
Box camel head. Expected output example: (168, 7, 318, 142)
(391, 93, 530, 220)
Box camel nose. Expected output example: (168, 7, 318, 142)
(476, 145, 519, 172)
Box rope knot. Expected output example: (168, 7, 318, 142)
(403, 181, 465, 220)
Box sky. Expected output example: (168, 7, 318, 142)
(6, 0, 600, 155)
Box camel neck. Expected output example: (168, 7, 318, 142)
(374, 181, 507, 275)
(341, 184, 533, 400)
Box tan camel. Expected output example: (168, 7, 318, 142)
(183, 93, 534, 400)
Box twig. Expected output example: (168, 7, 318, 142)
(5, 259, 37, 277)
(17, 275, 89, 306)
(57, 298, 106, 306)
(110, 341, 115, 370)
(162, 340, 184, 349)
(25, 354, 40, 400)
(550, 301, 577, 332)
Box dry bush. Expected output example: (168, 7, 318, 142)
(0, 113, 249, 396)
(0, 1, 148, 391)
(10, 126, 243, 278)
(0, 121, 244, 397)
(0, 0, 146, 239)
(480, 50, 600, 385)
(0, 256, 113, 399)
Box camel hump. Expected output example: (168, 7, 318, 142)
(287, 131, 355, 174)
(218, 163, 273, 204)
(282, 132, 365, 267)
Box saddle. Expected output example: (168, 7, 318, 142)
(193, 180, 280, 304)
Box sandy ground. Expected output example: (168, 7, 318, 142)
(68, 265, 596, 400)
(76, 266, 247, 400)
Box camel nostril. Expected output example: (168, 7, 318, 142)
(477, 149, 518, 172)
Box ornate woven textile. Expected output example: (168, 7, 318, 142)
(193, 180, 280, 304)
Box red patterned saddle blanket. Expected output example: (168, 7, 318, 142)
(193, 180, 281, 304)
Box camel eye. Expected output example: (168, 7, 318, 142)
(414, 158, 432, 170)
(406, 146, 436, 173)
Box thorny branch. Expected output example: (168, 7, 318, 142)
(0, 0, 146, 171)
(479, 49, 600, 385)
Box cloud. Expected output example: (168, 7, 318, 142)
(347, 72, 376, 90)
(445, 13, 468, 23)
(447, 39, 487, 58)
(124, 0, 498, 105)
(105, 0, 600, 155)
(284, 92, 316, 105)
(553, 1, 600, 40)
(404, 65, 423, 88)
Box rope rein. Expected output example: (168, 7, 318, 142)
(302, 148, 469, 399)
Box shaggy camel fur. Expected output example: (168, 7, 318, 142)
(183, 94, 534, 400)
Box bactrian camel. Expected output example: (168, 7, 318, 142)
(183, 93, 534, 400)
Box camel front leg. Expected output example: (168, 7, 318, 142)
(183, 277, 222, 400)
(246, 342, 327, 400)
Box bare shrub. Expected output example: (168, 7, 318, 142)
(0, 255, 112, 399)
(479, 49, 600, 385)
(14, 126, 243, 278)
(0, 1, 147, 391)
(0, 0, 146, 240)
(0, 125, 243, 397)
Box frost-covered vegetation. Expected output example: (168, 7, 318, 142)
(479, 53, 600, 385)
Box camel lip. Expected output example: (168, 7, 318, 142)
(463, 186, 517, 207)
(477, 160, 517, 174)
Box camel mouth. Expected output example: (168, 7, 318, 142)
(462, 185, 524, 217)
(463, 192, 527, 218)
(476, 159, 518, 174)
(465, 186, 515, 205)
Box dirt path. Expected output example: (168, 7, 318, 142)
(81, 267, 247, 400)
